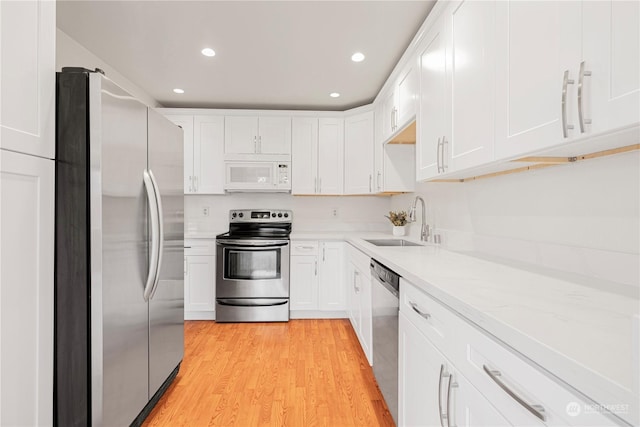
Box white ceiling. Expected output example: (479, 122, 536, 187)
(57, 1, 436, 111)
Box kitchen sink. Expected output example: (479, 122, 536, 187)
(365, 239, 422, 247)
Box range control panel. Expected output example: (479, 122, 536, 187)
(229, 209, 293, 223)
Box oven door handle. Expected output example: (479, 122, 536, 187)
(216, 240, 289, 248)
(217, 299, 289, 307)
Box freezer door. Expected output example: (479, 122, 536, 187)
(90, 74, 150, 426)
(147, 107, 185, 397)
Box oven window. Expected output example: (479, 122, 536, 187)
(224, 248, 281, 280)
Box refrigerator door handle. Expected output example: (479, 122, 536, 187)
(147, 169, 164, 300)
(143, 169, 161, 301)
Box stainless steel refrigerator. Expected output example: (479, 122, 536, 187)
(55, 68, 184, 426)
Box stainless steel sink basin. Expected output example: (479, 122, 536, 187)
(365, 239, 422, 247)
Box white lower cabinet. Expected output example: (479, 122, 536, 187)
(346, 244, 372, 365)
(290, 241, 345, 316)
(399, 278, 622, 427)
(399, 313, 510, 427)
(184, 239, 216, 320)
(0, 150, 54, 426)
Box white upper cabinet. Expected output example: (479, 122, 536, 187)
(494, 2, 581, 159)
(447, 0, 495, 171)
(582, 0, 639, 135)
(396, 64, 419, 129)
(291, 117, 343, 195)
(417, 1, 496, 181)
(344, 111, 374, 195)
(224, 115, 291, 159)
(193, 115, 225, 194)
(317, 118, 344, 195)
(291, 117, 318, 195)
(0, 0, 55, 159)
(495, 0, 639, 160)
(163, 113, 224, 194)
(417, 15, 449, 181)
(381, 62, 419, 143)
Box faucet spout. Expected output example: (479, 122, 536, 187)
(409, 196, 430, 242)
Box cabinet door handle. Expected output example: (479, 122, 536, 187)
(254, 135, 258, 153)
(438, 364, 447, 427)
(354, 270, 360, 292)
(377, 172, 381, 191)
(314, 260, 318, 276)
(259, 135, 262, 153)
(441, 136, 448, 172)
(562, 70, 575, 138)
(483, 365, 547, 421)
(447, 373, 458, 427)
(194, 175, 198, 192)
(188, 176, 193, 193)
(436, 137, 442, 173)
(409, 301, 431, 320)
(369, 174, 372, 193)
(578, 61, 592, 133)
(322, 246, 326, 261)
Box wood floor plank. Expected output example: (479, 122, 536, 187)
(143, 319, 395, 427)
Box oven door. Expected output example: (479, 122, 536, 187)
(216, 239, 290, 299)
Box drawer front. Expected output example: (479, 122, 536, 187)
(460, 323, 620, 427)
(347, 243, 370, 275)
(290, 240, 319, 256)
(399, 278, 464, 362)
(185, 239, 216, 256)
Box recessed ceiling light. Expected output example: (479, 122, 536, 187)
(351, 52, 365, 62)
(173, 88, 184, 94)
(201, 48, 216, 57)
(330, 92, 340, 98)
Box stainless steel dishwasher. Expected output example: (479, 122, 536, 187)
(371, 258, 400, 424)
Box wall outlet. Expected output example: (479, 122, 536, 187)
(202, 206, 210, 217)
(332, 208, 339, 218)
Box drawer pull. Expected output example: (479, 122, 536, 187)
(483, 365, 547, 421)
(409, 301, 431, 320)
(296, 246, 315, 250)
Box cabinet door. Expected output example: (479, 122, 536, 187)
(225, 116, 258, 155)
(396, 63, 418, 128)
(164, 115, 195, 193)
(0, 0, 55, 159)
(184, 255, 215, 312)
(374, 104, 385, 193)
(1, 150, 54, 426)
(346, 262, 360, 334)
(194, 115, 224, 194)
(398, 313, 447, 427)
(317, 118, 344, 195)
(318, 242, 345, 311)
(448, 0, 495, 171)
(417, 16, 449, 180)
(344, 112, 374, 195)
(583, 0, 640, 135)
(382, 89, 397, 141)
(494, 1, 581, 159)
(289, 255, 318, 310)
(258, 117, 291, 155)
(291, 117, 318, 195)
(450, 368, 512, 427)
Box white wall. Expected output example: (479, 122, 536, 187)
(56, 29, 160, 108)
(391, 151, 640, 289)
(185, 193, 391, 236)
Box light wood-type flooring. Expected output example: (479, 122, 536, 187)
(143, 319, 395, 427)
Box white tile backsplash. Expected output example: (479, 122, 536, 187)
(391, 150, 640, 288)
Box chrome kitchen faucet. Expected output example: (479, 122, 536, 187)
(408, 196, 430, 242)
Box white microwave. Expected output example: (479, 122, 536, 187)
(224, 161, 291, 192)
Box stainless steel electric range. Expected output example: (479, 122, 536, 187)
(215, 209, 292, 322)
